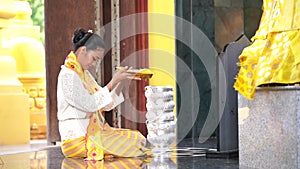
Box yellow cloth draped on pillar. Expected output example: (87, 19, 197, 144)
(61, 51, 151, 160)
(234, 0, 300, 100)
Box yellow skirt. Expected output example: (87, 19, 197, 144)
(61, 113, 151, 160)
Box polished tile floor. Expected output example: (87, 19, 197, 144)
(0, 138, 239, 169)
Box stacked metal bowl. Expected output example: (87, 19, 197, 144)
(145, 86, 176, 152)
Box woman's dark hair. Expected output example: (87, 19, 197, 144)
(72, 28, 105, 51)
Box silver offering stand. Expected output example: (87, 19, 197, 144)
(145, 86, 176, 154)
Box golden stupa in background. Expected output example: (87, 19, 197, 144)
(0, 0, 30, 144)
(0, 0, 46, 142)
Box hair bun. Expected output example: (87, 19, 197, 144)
(72, 28, 102, 51)
(72, 28, 87, 44)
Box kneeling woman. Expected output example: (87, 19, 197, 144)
(57, 28, 150, 160)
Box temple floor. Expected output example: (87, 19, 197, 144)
(0, 138, 239, 169)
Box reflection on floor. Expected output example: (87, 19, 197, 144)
(0, 138, 239, 169)
(0, 140, 51, 155)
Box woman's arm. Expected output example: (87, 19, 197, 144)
(105, 66, 139, 91)
(102, 83, 125, 111)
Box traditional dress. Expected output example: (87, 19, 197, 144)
(234, 0, 300, 100)
(57, 51, 151, 160)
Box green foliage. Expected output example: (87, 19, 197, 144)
(28, 0, 45, 44)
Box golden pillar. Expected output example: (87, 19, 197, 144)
(0, 0, 30, 144)
(4, 0, 46, 139)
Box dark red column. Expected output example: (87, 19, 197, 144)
(118, 0, 149, 136)
(45, 0, 95, 144)
(136, 0, 149, 136)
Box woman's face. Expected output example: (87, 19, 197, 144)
(77, 47, 105, 70)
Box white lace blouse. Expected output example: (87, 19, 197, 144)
(57, 65, 124, 141)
